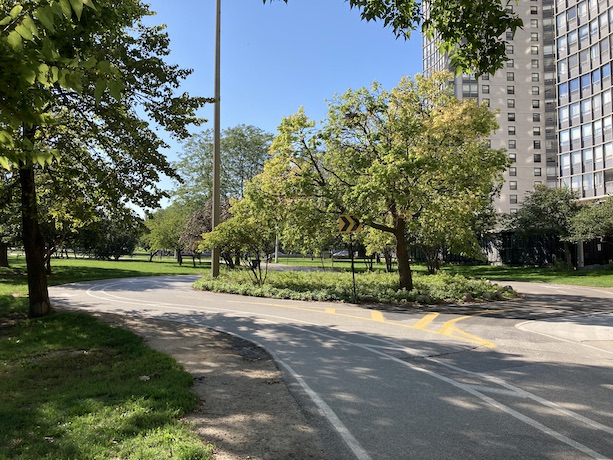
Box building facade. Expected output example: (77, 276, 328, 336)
(423, 0, 613, 213)
(556, 0, 613, 199)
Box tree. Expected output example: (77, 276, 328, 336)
(264, 0, 522, 75)
(508, 185, 580, 269)
(173, 125, 273, 204)
(200, 198, 277, 285)
(143, 204, 190, 266)
(179, 198, 231, 267)
(1, 0, 208, 317)
(569, 197, 613, 243)
(255, 72, 508, 290)
(76, 212, 143, 261)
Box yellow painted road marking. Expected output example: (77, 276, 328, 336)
(412, 312, 440, 330)
(370, 311, 385, 322)
(437, 316, 496, 348)
(227, 299, 496, 348)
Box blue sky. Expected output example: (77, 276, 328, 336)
(143, 0, 423, 192)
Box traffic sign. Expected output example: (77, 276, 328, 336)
(338, 214, 363, 233)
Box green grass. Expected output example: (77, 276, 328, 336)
(442, 264, 613, 287)
(0, 256, 213, 459)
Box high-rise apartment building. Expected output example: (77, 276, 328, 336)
(423, 0, 613, 213)
(556, 0, 613, 198)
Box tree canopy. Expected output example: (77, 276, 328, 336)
(507, 185, 580, 268)
(173, 125, 273, 204)
(264, 0, 522, 75)
(248, 72, 508, 290)
(569, 197, 613, 243)
(1, 0, 209, 316)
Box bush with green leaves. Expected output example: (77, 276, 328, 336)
(194, 269, 515, 305)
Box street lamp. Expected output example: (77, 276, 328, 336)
(211, 0, 221, 278)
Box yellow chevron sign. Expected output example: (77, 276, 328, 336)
(338, 214, 363, 233)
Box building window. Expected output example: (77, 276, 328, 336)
(508, 140, 516, 149)
(531, 19, 539, 27)
(506, 31, 514, 40)
(531, 45, 539, 55)
(509, 153, 517, 161)
(534, 153, 542, 163)
(534, 168, 542, 176)
(532, 73, 540, 82)
(531, 32, 539, 42)
(534, 140, 542, 149)
(532, 100, 540, 108)
(507, 86, 515, 94)
(533, 127, 541, 135)
(532, 86, 540, 95)
(507, 59, 515, 68)
(533, 113, 541, 122)
(482, 98, 490, 107)
(506, 44, 514, 54)
(482, 85, 490, 94)
(508, 113, 516, 122)
(508, 126, 516, 135)
(532, 59, 539, 68)
(510, 195, 518, 204)
(510, 181, 518, 190)
(507, 72, 515, 81)
(507, 99, 515, 108)
(509, 167, 517, 176)
(530, 5, 538, 14)
(481, 74, 489, 80)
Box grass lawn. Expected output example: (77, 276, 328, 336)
(443, 264, 613, 288)
(0, 256, 213, 460)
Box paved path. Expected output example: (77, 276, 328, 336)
(50, 278, 613, 460)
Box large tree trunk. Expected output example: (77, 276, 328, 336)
(19, 164, 52, 318)
(0, 242, 9, 267)
(394, 218, 413, 291)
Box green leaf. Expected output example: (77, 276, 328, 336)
(50, 66, 60, 83)
(83, 56, 97, 69)
(7, 30, 23, 50)
(69, 0, 84, 20)
(22, 15, 39, 39)
(23, 67, 37, 85)
(9, 5, 23, 19)
(94, 79, 106, 103)
(83, 0, 97, 11)
(108, 79, 124, 101)
(59, 0, 72, 17)
(0, 16, 12, 26)
(0, 156, 12, 171)
(35, 6, 55, 32)
(96, 60, 112, 74)
(37, 63, 50, 86)
(15, 23, 34, 41)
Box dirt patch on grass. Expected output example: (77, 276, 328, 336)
(92, 313, 330, 460)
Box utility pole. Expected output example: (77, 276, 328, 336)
(211, 0, 221, 278)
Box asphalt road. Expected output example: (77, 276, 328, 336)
(49, 277, 613, 460)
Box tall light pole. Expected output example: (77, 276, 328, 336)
(211, 0, 221, 278)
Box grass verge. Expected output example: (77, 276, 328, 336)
(193, 269, 516, 305)
(0, 257, 213, 460)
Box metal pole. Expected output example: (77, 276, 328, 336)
(211, 0, 221, 278)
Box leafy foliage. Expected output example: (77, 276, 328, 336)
(264, 0, 522, 75)
(251, 72, 508, 290)
(173, 125, 273, 204)
(569, 196, 613, 242)
(194, 269, 516, 304)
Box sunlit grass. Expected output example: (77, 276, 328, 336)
(0, 256, 214, 459)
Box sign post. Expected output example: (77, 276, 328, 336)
(338, 214, 363, 303)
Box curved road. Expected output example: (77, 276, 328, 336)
(50, 278, 613, 460)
